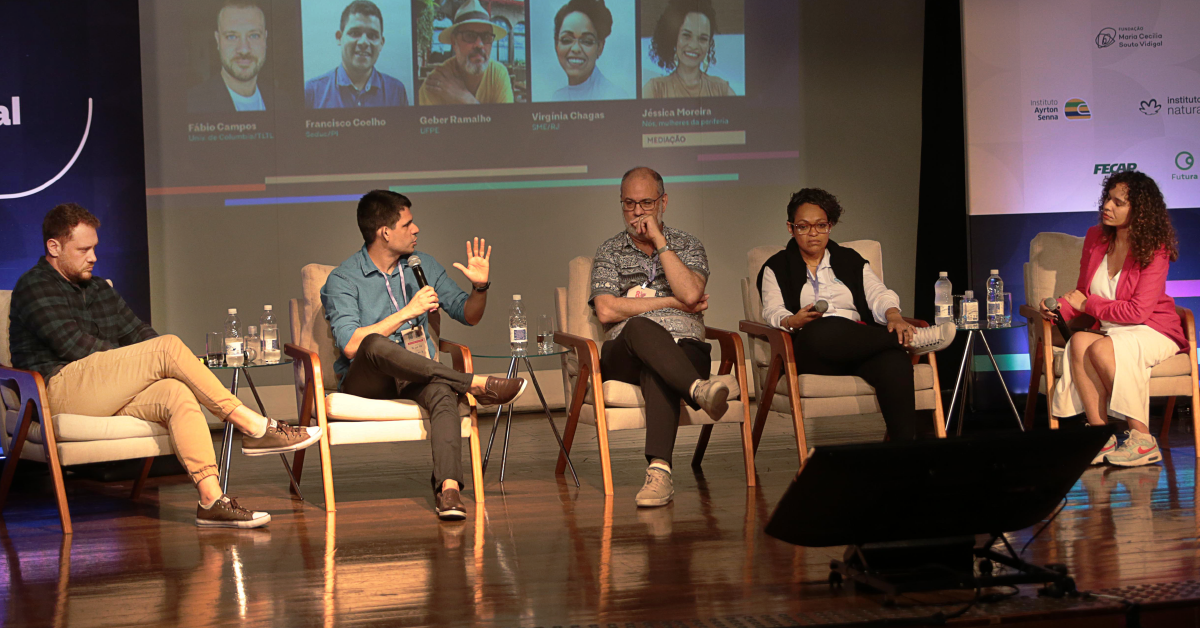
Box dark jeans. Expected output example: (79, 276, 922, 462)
(791, 316, 918, 440)
(341, 333, 473, 491)
(600, 317, 712, 465)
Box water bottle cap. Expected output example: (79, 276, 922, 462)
(228, 308, 237, 314)
(247, 325, 257, 334)
(964, 290, 974, 298)
(990, 269, 999, 274)
(513, 294, 521, 300)
(264, 305, 272, 311)
(939, 272, 948, 277)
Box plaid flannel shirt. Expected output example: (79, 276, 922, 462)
(8, 258, 157, 380)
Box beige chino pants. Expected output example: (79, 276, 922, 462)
(45, 335, 243, 484)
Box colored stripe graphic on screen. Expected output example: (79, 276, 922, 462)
(1166, 280, 1200, 298)
(224, 174, 739, 206)
(696, 151, 800, 162)
(147, 183, 267, 196)
(972, 354, 1031, 372)
(265, 165, 589, 185)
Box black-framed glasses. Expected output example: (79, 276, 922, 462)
(789, 221, 832, 235)
(621, 193, 665, 212)
(456, 30, 496, 45)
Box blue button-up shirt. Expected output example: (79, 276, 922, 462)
(305, 65, 410, 109)
(321, 246, 470, 383)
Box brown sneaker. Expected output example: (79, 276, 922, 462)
(241, 420, 322, 457)
(436, 487, 467, 521)
(473, 376, 528, 406)
(195, 495, 270, 528)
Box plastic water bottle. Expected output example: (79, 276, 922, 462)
(934, 272, 953, 326)
(260, 304, 280, 363)
(961, 291, 979, 329)
(509, 295, 528, 356)
(986, 269, 1004, 327)
(224, 308, 244, 367)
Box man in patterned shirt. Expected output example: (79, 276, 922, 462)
(7, 203, 322, 528)
(589, 167, 730, 508)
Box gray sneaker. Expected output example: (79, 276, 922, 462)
(635, 463, 674, 508)
(691, 379, 730, 421)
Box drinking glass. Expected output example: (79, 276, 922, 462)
(1001, 292, 1013, 327)
(205, 332, 225, 367)
(537, 315, 554, 353)
(244, 325, 260, 363)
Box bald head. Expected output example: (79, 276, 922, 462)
(621, 166, 664, 197)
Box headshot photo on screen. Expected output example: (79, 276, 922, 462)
(302, 0, 414, 108)
(640, 0, 745, 99)
(415, 0, 527, 105)
(187, 0, 274, 113)
(530, 0, 635, 102)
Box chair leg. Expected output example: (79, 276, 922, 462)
(318, 432, 336, 513)
(596, 417, 614, 497)
(1024, 342, 1044, 430)
(468, 413, 485, 503)
(788, 382, 808, 467)
(1159, 397, 1177, 448)
(555, 381, 586, 475)
(927, 352, 946, 438)
(130, 457, 155, 500)
(751, 356, 783, 454)
(691, 425, 714, 468)
(0, 405, 35, 513)
(740, 399, 756, 487)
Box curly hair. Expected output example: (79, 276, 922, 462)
(1098, 171, 1178, 267)
(787, 188, 843, 225)
(555, 0, 613, 44)
(649, 0, 718, 71)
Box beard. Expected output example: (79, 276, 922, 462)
(461, 51, 488, 75)
(222, 54, 263, 81)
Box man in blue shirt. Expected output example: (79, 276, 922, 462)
(321, 190, 525, 520)
(305, 0, 410, 109)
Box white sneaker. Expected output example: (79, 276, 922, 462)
(908, 321, 956, 355)
(1105, 430, 1162, 467)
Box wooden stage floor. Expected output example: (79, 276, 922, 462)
(1, 409, 1198, 627)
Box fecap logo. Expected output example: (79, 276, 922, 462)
(1065, 98, 1091, 120)
(1178, 152, 1195, 171)
(1096, 27, 1117, 48)
(1140, 99, 1161, 115)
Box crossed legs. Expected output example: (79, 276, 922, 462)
(1066, 334, 1139, 431)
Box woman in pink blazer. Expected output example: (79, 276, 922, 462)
(1040, 171, 1184, 467)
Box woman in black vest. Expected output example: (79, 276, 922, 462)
(756, 188, 954, 440)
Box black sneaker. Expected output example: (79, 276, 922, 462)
(195, 495, 270, 528)
(436, 488, 467, 521)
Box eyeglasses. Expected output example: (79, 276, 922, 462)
(621, 193, 665, 212)
(558, 34, 598, 48)
(456, 30, 496, 45)
(788, 221, 832, 235)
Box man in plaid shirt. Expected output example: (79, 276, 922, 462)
(8, 203, 322, 528)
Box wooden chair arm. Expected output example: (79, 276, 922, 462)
(438, 339, 474, 376)
(704, 326, 747, 376)
(903, 318, 929, 328)
(739, 320, 795, 368)
(1177, 306, 1196, 345)
(1019, 304, 1043, 320)
(0, 365, 51, 427)
(553, 331, 601, 370)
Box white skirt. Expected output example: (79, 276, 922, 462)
(1051, 325, 1179, 424)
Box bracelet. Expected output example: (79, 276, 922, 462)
(473, 281, 491, 293)
(654, 244, 670, 256)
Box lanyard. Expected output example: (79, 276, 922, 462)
(806, 266, 821, 301)
(384, 268, 418, 330)
(641, 254, 659, 288)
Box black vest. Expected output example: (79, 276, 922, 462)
(756, 239, 882, 328)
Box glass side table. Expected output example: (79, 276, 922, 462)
(470, 343, 579, 486)
(204, 357, 302, 498)
(944, 322, 1028, 435)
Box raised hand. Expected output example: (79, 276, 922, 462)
(452, 237, 492, 288)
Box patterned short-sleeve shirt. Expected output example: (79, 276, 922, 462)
(589, 226, 709, 341)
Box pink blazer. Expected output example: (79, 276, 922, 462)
(1057, 225, 1186, 352)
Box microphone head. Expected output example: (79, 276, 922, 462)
(814, 299, 829, 314)
(1043, 297, 1059, 310)
(407, 255, 422, 268)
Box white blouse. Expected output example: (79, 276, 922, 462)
(760, 249, 901, 330)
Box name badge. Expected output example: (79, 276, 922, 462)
(626, 285, 658, 299)
(401, 325, 431, 360)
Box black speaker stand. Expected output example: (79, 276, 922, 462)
(829, 533, 1077, 601)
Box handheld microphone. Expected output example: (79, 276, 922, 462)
(813, 300, 830, 314)
(1043, 297, 1072, 341)
(407, 255, 437, 310)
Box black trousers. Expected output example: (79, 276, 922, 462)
(600, 317, 712, 465)
(341, 333, 473, 491)
(790, 316, 918, 440)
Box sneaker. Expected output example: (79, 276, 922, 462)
(635, 461, 674, 508)
(473, 376, 528, 406)
(196, 495, 270, 528)
(242, 420, 322, 457)
(1105, 430, 1162, 467)
(436, 487, 467, 521)
(691, 379, 730, 421)
(1091, 434, 1118, 465)
(908, 321, 956, 355)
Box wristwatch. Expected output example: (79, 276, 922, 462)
(654, 244, 670, 256)
(473, 281, 491, 293)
